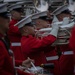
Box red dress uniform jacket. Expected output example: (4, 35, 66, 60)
(21, 35, 56, 66)
(0, 39, 34, 75)
(59, 44, 74, 75)
(0, 34, 14, 75)
(8, 19, 25, 66)
(55, 22, 74, 75)
(69, 26, 75, 75)
(44, 46, 59, 75)
(69, 26, 75, 52)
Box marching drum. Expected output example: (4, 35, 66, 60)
(25, 66, 53, 75)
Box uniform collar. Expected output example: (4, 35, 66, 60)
(22, 35, 33, 38)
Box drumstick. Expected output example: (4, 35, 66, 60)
(28, 57, 38, 71)
(15, 66, 26, 69)
(15, 67, 31, 73)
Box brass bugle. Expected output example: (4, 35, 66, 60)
(38, 21, 74, 32)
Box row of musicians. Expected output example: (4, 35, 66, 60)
(0, 3, 75, 75)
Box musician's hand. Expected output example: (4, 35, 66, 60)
(50, 24, 60, 37)
(52, 24, 59, 29)
(22, 58, 34, 68)
(18, 66, 26, 71)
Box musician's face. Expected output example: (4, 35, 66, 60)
(0, 17, 10, 33)
(23, 26, 35, 36)
(57, 13, 71, 21)
(35, 19, 49, 29)
(62, 13, 71, 19)
(28, 26, 35, 35)
(11, 10, 22, 20)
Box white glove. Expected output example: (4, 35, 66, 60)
(49, 24, 59, 37)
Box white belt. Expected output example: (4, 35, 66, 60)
(46, 56, 59, 61)
(62, 51, 74, 55)
(11, 43, 21, 46)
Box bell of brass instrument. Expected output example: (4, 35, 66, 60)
(33, 0, 48, 12)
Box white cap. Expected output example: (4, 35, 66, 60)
(31, 13, 40, 20)
(9, 2, 23, 11)
(52, 4, 69, 15)
(14, 15, 32, 28)
(0, 3, 8, 13)
(32, 11, 47, 20)
(16, 1, 25, 5)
